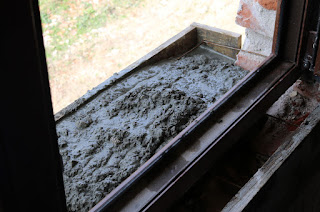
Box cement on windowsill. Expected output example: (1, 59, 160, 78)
(56, 48, 248, 212)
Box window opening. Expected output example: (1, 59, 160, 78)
(39, 0, 279, 211)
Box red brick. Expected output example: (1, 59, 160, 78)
(255, 0, 278, 10)
(236, 1, 261, 32)
(236, 0, 277, 37)
(235, 52, 265, 71)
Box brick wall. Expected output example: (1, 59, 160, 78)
(235, 0, 278, 71)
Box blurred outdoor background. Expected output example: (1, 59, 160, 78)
(39, 0, 244, 113)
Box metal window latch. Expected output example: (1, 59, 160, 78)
(314, 12, 320, 77)
(302, 7, 320, 77)
(302, 30, 320, 78)
(302, 31, 317, 73)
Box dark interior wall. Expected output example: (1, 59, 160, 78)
(0, 1, 66, 211)
(243, 109, 320, 212)
(306, 0, 320, 32)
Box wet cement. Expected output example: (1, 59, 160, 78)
(56, 48, 248, 211)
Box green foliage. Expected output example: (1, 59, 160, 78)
(39, 0, 144, 60)
(40, 12, 52, 24)
(39, 0, 70, 15)
(112, 0, 142, 8)
(76, 3, 108, 35)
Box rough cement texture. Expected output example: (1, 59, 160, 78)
(235, 29, 272, 71)
(267, 80, 320, 122)
(242, 29, 273, 57)
(56, 52, 248, 212)
(253, 79, 320, 156)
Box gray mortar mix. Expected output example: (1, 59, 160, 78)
(56, 52, 248, 211)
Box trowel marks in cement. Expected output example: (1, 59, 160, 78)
(56, 52, 248, 211)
